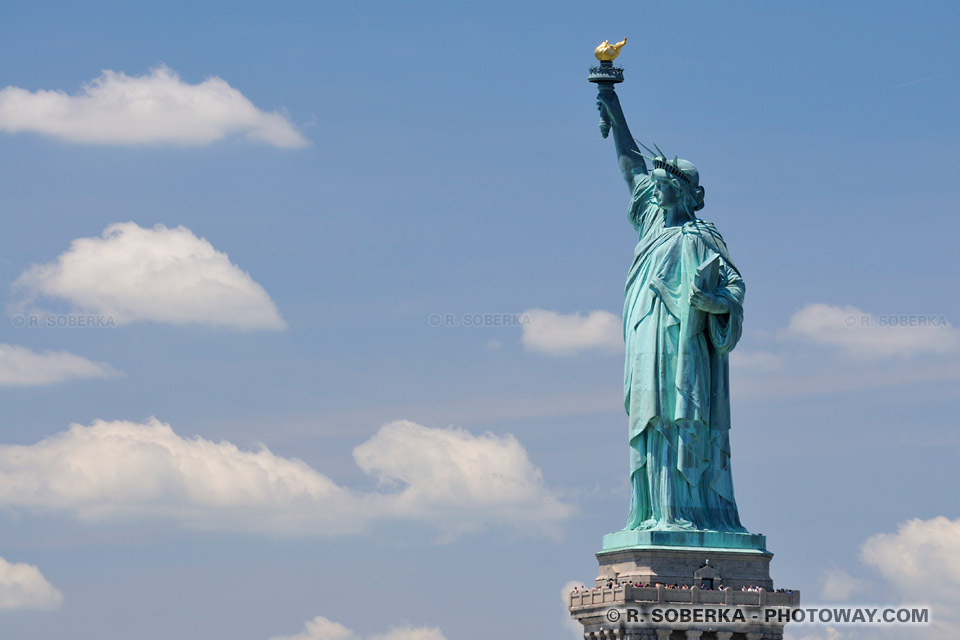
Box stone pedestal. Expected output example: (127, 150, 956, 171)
(597, 546, 773, 591)
(570, 544, 799, 640)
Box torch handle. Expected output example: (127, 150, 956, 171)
(589, 59, 624, 139)
(596, 84, 616, 138)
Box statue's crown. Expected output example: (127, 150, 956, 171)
(636, 143, 700, 189)
(653, 157, 693, 186)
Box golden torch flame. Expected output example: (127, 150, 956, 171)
(594, 38, 627, 62)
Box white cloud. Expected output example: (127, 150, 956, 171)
(819, 568, 869, 601)
(13, 222, 286, 331)
(269, 616, 445, 640)
(731, 303, 960, 399)
(858, 516, 960, 639)
(0, 417, 353, 533)
(785, 303, 959, 359)
(269, 616, 357, 640)
(521, 309, 621, 355)
(0, 343, 118, 386)
(368, 627, 446, 640)
(0, 418, 572, 538)
(0, 65, 306, 147)
(0, 556, 63, 611)
(730, 349, 784, 372)
(354, 420, 572, 538)
(862, 515, 960, 597)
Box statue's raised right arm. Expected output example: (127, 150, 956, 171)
(597, 90, 647, 192)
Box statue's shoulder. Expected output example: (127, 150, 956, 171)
(683, 218, 725, 240)
(683, 219, 741, 275)
(686, 218, 719, 231)
(683, 218, 730, 252)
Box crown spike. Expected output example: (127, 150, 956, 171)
(637, 140, 658, 157)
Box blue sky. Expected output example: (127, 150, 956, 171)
(1, 1, 958, 639)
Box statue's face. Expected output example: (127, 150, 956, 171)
(653, 178, 678, 209)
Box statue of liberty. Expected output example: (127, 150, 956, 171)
(596, 77, 748, 534)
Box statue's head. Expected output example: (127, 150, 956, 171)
(651, 156, 705, 214)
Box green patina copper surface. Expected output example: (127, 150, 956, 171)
(602, 530, 768, 553)
(592, 50, 760, 549)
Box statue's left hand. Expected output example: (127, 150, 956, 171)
(689, 286, 730, 314)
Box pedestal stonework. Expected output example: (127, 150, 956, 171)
(597, 545, 773, 591)
(569, 544, 800, 640)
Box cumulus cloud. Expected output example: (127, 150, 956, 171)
(0, 65, 306, 147)
(0, 343, 118, 386)
(783, 516, 959, 640)
(368, 627, 446, 640)
(731, 303, 960, 399)
(730, 349, 784, 373)
(12, 222, 286, 331)
(834, 516, 960, 639)
(521, 309, 621, 355)
(785, 303, 959, 359)
(269, 616, 445, 640)
(862, 517, 960, 585)
(0, 417, 353, 533)
(819, 568, 869, 601)
(269, 616, 357, 640)
(862, 516, 960, 603)
(354, 420, 572, 537)
(0, 418, 571, 538)
(0, 556, 63, 611)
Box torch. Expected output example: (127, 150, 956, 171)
(588, 38, 626, 138)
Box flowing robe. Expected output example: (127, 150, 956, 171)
(623, 174, 746, 532)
